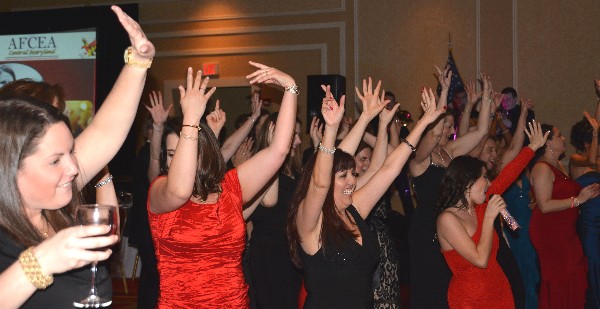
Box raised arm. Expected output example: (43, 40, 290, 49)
(354, 87, 445, 218)
(149, 69, 214, 213)
(337, 77, 387, 155)
(446, 73, 493, 157)
(410, 65, 451, 169)
(237, 62, 297, 203)
(295, 87, 344, 239)
(355, 102, 399, 190)
(500, 99, 533, 170)
(220, 92, 263, 162)
(146, 91, 172, 182)
(458, 80, 481, 137)
(437, 195, 506, 268)
(75, 6, 155, 187)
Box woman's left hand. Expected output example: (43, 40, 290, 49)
(525, 120, 550, 151)
(206, 100, 226, 134)
(111, 5, 155, 61)
(419, 87, 446, 125)
(246, 62, 295, 89)
(320, 85, 345, 127)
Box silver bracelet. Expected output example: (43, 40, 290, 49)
(95, 174, 113, 188)
(317, 142, 336, 155)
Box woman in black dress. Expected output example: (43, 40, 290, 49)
(288, 85, 444, 308)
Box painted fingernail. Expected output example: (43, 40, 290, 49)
(443, 106, 447, 110)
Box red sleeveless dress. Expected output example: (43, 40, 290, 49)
(442, 147, 534, 308)
(530, 161, 587, 309)
(148, 169, 248, 308)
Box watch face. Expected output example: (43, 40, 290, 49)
(123, 47, 131, 63)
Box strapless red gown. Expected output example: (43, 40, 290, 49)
(148, 169, 248, 308)
(530, 162, 587, 309)
(442, 147, 534, 308)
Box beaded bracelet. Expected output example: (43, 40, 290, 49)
(482, 96, 493, 104)
(94, 174, 113, 188)
(317, 142, 336, 155)
(19, 247, 53, 289)
(180, 131, 199, 141)
(400, 138, 416, 152)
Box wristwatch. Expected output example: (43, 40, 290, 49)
(124, 47, 152, 69)
(284, 85, 299, 95)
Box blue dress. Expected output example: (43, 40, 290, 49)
(503, 172, 539, 309)
(576, 171, 600, 308)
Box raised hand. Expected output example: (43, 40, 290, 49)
(206, 100, 226, 135)
(435, 65, 452, 91)
(111, 5, 154, 61)
(520, 97, 534, 113)
(464, 80, 482, 106)
(35, 225, 118, 276)
(179, 68, 216, 123)
(246, 61, 295, 88)
(584, 111, 599, 132)
(232, 137, 254, 167)
(310, 116, 324, 148)
(250, 91, 263, 120)
(380, 102, 400, 127)
(480, 73, 492, 98)
(145, 91, 172, 125)
(419, 87, 446, 125)
(320, 85, 345, 127)
(525, 120, 550, 151)
(354, 77, 388, 121)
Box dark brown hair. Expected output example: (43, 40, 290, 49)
(0, 98, 77, 247)
(254, 112, 301, 176)
(437, 155, 485, 213)
(287, 150, 357, 267)
(159, 118, 226, 201)
(0, 79, 66, 112)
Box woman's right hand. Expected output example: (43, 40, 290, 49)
(320, 85, 345, 127)
(485, 195, 507, 219)
(354, 77, 388, 121)
(34, 225, 118, 276)
(419, 87, 446, 125)
(309, 116, 324, 148)
(179, 68, 215, 123)
(577, 183, 600, 204)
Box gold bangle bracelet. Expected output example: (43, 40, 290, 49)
(19, 247, 53, 289)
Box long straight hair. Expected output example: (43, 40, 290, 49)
(253, 112, 301, 177)
(0, 98, 78, 247)
(287, 150, 357, 267)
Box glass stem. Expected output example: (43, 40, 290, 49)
(89, 261, 98, 297)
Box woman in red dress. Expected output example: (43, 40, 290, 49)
(436, 121, 547, 308)
(529, 124, 600, 309)
(147, 63, 298, 308)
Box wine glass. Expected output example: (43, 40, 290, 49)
(73, 204, 120, 308)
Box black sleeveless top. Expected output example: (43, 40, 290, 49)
(0, 228, 112, 308)
(300, 206, 380, 309)
(409, 158, 452, 308)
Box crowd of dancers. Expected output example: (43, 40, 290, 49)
(0, 5, 599, 309)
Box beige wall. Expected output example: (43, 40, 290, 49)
(2, 0, 600, 156)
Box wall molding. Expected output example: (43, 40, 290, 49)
(155, 44, 328, 74)
(147, 21, 345, 75)
(142, 0, 346, 24)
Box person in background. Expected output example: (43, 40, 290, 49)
(529, 123, 600, 309)
(147, 63, 298, 307)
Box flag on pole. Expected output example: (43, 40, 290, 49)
(436, 50, 465, 108)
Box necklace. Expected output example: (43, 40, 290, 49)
(436, 147, 446, 166)
(40, 219, 49, 238)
